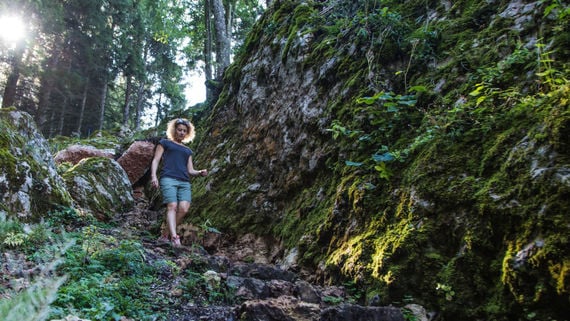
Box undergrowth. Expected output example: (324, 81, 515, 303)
(0, 207, 230, 321)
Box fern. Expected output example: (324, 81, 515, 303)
(0, 276, 67, 321)
(2, 232, 28, 247)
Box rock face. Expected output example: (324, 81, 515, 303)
(62, 157, 134, 219)
(192, 3, 335, 237)
(0, 109, 73, 220)
(0, 109, 143, 221)
(53, 140, 156, 186)
(189, 1, 570, 320)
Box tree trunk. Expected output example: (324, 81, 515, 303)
(76, 79, 89, 137)
(122, 75, 132, 127)
(57, 96, 68, 136)
(155, 93, 163, 128)
(37, 42, 62, 132)
(212, 0, 231, 79)
(134, 80, 145, 130)
(1, 44, 25, 108)
(47, 107, 56, 138)
(98, 74, 108, 132)
(226, 2, 232, 37)
(204, 0, 214, 101)
(134, 44, 149, 130)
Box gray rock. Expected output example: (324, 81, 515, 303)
(320, 304, 405, 321)
(0, 110, 73, 220)
(62, 157, 134, 219)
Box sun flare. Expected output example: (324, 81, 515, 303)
(0, 15, 26, 44)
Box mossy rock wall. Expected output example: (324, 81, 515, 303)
(188, 0, 569, 319)
(0, 109, 73, 220)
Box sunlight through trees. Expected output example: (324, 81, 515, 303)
(0, 15, 26, 46)
(0, 0, 264, 136)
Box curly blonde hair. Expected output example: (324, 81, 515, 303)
(166, 118, 195, 143)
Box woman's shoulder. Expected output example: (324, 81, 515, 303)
(161, 139, 192, 153)
(159, 138, 176, 147)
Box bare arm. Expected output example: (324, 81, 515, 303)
(187, 155, 208, 177)
(150, 144, 164, 188)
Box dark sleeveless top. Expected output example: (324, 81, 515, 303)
(159, 138, 193, 181)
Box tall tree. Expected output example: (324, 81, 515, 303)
(1, 42, 25, 108)
(3, 0, 263, 133)
(0, 1, 33, 109)
(211, 0, 231, 79)
(204, 0, 213, 83)
(76, 79, 88, 135)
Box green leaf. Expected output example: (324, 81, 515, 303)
(469, 86, 483, 96)
(356, 96, 377, 105)
(544, 3, 557, 17)
(372, 153, 394, 162)
(345, 161, 363, 167)
(409, 85, 427, 93)
(207, 227, 222, 234)
(374, 162, 392, 179)
(476, 96, 487, 106)
(385, 102, 398, 112)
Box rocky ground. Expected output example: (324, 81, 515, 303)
(1, 192, 420, 321)
(110, 194, 417, 321)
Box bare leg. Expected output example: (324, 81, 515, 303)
(166, 202, 178, 238)
(176, 201, 190, 225)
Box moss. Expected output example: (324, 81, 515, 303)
(329, 86, 570, 317)
(478, 127, 522, 176)
(190, 166, 254, 232)
(187, 0, 570, 319)
(1, 111, 74, 219)
(62, 157, 132, 219)
(540, 83, 570, 151)
(551, 259, 570, 295)
(280, 3, 319, 61)
(274, 180, 334, 249)
(0, 148, 18, 184)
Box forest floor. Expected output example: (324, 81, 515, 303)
(108, 193, 352, 321)
(112, 203, 238, 320)
(2, 193, 407, 321)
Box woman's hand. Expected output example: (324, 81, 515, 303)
(151, 176, 159, 188)
(200, 169, 208, 177)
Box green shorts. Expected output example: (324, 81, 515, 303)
(160, 177, 191, 204)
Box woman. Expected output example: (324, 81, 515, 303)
(150, 118, 208, 247)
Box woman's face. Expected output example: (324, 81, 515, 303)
(174, 124, 188, 142)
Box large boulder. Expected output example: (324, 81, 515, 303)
(54, 144, 115, 165)
(116, 140, 156, 185)
(236, 296, 321, 321)
(62, 157, 134, 220)
(320, 304, 405, 321)
(0, 109, 73, 220)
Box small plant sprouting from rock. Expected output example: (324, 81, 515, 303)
(436, 283, 455, 301)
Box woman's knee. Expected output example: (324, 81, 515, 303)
(166, 202, 178, 211)
(178, 201, 191, 213)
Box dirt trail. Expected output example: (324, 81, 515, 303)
(110, 197, 408, 321)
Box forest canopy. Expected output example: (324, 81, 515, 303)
(0, 0, 265, 137)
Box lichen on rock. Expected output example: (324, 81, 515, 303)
(62, 157, 134, 220)
(0, 109, 73, 220)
